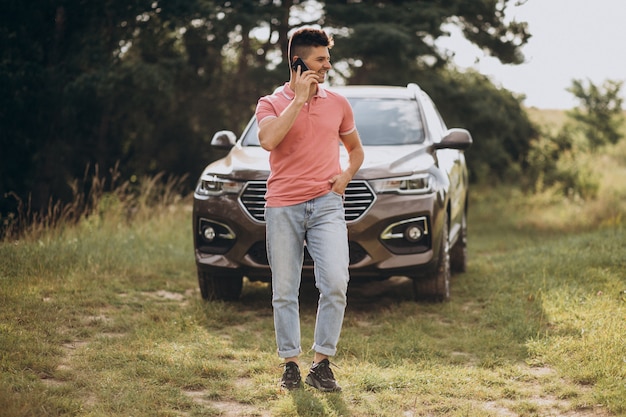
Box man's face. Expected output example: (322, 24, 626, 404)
(301, 46, 332, 83)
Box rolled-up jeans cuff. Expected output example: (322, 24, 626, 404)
(311, 344, 337, 357)
(278, 347, 302, 359)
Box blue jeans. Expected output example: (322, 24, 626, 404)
(265, 191, 349, 358)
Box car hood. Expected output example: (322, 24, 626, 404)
(201, 143, 436, 180)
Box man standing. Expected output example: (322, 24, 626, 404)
(255, 27, 364, 392)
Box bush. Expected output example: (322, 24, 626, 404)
(567, 79, 624, 150)
(420, 68, 538, 184)
(525, 123, 599, 200)
(1, 164, 188, 241)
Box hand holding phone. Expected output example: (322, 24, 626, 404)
(291, 57, 308, 72)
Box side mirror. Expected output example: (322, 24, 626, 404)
(433, 128, 472, 150)
(210, 130, 237, 149)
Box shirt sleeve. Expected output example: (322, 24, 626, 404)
(338, 95, 356, 136)
(255, 96, 278, 125)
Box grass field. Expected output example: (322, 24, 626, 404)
(1, 115, 625, 416)
(524, 107, 569, 131)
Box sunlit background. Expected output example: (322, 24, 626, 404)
(437, 0, 626, 109)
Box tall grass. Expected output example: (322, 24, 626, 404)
(1, 163, 188, 241)
(521, 109, 626, 230)
(1, 171, 196, 416)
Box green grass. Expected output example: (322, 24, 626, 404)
(2, 189, 624, 416)
(2, 145, 626, 416)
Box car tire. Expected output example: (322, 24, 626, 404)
(197, 270, 243, 301)
(450, 209, 467, 273)
(413, 214, 450, 302)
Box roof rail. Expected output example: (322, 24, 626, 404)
(406, 83, 422, 93)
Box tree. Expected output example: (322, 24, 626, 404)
(0, 0, 313, 215)
(419, 68, 537, 183)
(1, 0, 534, 229)
(323, 0, 530, 85)
(521, 78, 625, 200)
(566, 78, 624, 150)
(319, 0, 537, 182)
(1, 0, 160, 212)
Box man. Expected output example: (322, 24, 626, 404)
(255, 27, 364, 392)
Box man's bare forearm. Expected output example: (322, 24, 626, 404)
(258, 99, 305, 151)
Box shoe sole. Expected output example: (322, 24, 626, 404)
(280, 381, 301, 391)
(305, 375, 342, 392)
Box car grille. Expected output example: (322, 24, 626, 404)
(238, 181, 267, 222)
(239, 180, 376, 223)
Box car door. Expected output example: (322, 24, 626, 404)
(419, 93, 466, 240)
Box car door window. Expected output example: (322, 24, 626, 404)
(349, 98, 425, 146)
(419, 93, 447, 143)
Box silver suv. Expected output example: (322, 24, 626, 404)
(193, 83, 472, 302)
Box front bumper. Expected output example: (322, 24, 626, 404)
(193, 191, 445, 281)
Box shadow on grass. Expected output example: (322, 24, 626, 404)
(290, 388, 349, 417)
(238, 275, 416, 309)
(201, 267, 548, 368)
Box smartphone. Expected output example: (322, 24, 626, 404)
(291, 57, 308, 72)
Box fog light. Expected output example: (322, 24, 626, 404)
(203, 226, 216, 242)
(404, 225, 423, 242)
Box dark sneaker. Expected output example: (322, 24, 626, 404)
(305, 359, 342, 392)
(280, 361, 301, 390)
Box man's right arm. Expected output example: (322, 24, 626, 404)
(258, 67, 317, 151)
(258, 97, 306, 151)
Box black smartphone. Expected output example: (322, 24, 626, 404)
(291, 57, 308, 72)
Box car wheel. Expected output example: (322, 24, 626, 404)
(413, 214, 450, 302)
(450, 209, 467, 273)
(197, 269, 243, 301)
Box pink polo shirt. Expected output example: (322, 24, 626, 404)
(255, 83, 356, 207)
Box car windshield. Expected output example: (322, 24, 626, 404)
(242, 97, 425, 146)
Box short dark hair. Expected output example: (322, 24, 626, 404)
(288, 27, 334, 62)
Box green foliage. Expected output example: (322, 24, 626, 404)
(325, 0, 530, 84)
(0, 163, 187, 241)
(523, 79, 624, 200)
(566, 78, 625, 149)
(525, 124, 599, 200)
(1, 0, 532, 230)
(420, 68, 537, 183)
(0, 0, 306, 218)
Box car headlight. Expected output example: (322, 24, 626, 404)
(370, 173, 433, 194)
(195, 175, 244, 196)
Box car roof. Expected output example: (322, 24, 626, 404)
(327, 83, 422, 100)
